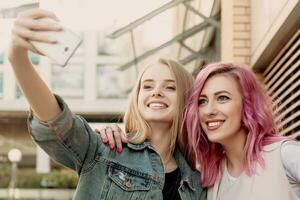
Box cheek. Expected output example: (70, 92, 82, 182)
(168, 93, 177, 107)
(198, 108, 204, 120)
(229, 103, 243, 126)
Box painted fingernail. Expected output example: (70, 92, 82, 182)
(117, 147, 122, 154)
(109, 143, 114, 149)
(101, 137, 108, 143)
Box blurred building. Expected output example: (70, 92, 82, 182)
(0, 0, 299, 169)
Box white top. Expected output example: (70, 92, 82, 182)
(281, 140, 300, 196)
(226, 140, 300, 197)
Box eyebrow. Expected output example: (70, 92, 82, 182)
(199, 90, 232, 97)
(142, 79, 175, 83)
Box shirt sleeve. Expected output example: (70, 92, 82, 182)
(281, 140, 300, 196)
(27, 95, 104, 174)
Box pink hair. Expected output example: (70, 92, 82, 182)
(183, 62, 283, 187)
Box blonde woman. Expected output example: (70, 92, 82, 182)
(8, 8, 206, 200)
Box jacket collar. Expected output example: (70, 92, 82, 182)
(127, 141, 152, 150)
(127, 141, 195, 191)
(173, 147, 196, 191)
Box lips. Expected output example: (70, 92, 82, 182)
(206, 120, 225, 130)
(147, 101, 168, 110)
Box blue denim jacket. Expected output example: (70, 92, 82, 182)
(27, 95, 207, 200)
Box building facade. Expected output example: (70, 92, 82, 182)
(0, 0, 299, 168)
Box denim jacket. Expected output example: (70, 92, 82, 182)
(27, 95, 207, 200)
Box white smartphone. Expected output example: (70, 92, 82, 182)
(29, 18, 82, 67)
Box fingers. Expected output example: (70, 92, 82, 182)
(110, 124, 128, 143)
(15, 18, 62, 31)
(95, 126, 116, 149)
(105, 127, 115, 150)
(111, 124, 127, 141)
(10, 8, 62, 53)
(112, 129, 123, 154)
(12, 26, 57, 44)
(10, 35, 43, 55)
(18, 8, 60, 21)
(96, 128, 108, 143)
(95, 124, 127, 154)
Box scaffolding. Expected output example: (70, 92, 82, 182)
(107, 0, 221, 74)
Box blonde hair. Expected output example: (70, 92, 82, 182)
(124, 57, 194, 157)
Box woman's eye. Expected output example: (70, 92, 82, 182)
(166, 86, 176, 90)
(143, 85, 152, 89)
(198, 98, 207, 106)
(218, 95, 230, 102)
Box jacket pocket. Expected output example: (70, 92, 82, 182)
(108, 164, 151, 192)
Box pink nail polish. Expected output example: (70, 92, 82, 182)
(109, 143, 114, 149)
(117, 147, 123, 154)
(102, 137, 108, 143)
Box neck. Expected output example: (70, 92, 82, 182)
(149, 122, 177, 172)
(149, 122, 171, 159)
(222, 128, 247, 177)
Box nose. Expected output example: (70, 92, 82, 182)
(202, 101, 218, 116)
(152, 86, 163, 97)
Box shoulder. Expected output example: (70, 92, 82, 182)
(281, 140, 300, 153)
(281, 140, 300, 168)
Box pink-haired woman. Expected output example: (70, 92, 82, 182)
(183, 63, 300, 200)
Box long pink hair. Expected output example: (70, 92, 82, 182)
(183, 62, 283, 187)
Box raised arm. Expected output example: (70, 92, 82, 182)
(8, 8, 62, 121)
(7, 9, 109, 173)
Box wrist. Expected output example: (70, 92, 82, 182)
(8, 45, 28, 62)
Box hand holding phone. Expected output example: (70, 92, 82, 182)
(29, 18, 82, 67)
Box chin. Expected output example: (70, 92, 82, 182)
(146, 116, 173, 123)
(148, 118, 172, 122)
(206, 134, 222, 143)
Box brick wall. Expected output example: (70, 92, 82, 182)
(221, 0, 251, 65)
(232, 0, 251, 64)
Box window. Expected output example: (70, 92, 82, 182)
(51, 63, 84, 98)
(0, 72, 3, 98)
(16, 85, 23, 99)
(0, 52, 4, 64)
(97, 64, 135, 98)
(28, 51, 39, 65)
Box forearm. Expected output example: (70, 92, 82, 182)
(8, 48, 61, 121)
(28, 96, 102, 173)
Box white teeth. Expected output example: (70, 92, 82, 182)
(208, 121, 223, 127)
(149, 103, 166, 109)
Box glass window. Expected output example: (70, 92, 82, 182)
(16, 85, 23, 99)
(97, 64, 135, 98)
(97, 31, 120, 56)
(28, 51, 39, 65)
(0, 72, 3, 98)
(0, 53, 4, 64)
(51, 64, 84, 98)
